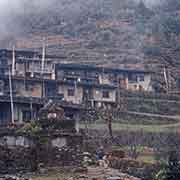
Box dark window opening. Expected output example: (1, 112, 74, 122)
(103, 90, 110, 98)
(26, 62, 30, 70)
(25, 83, 34, 91)
(68, 88, 75, 96)
(22, 111, 31, 122)
(139, 75, 145, 82)
(45, 86, 56, 97)
(128, 74, 138, 82)
(0, 80, 4, 94)
(177, 79, 180, 89)
(0, 111, 6, 125)
(84, 89, 93, 100)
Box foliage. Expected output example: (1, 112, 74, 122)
(16, 121, 42, 136)
(121, 145, 144, 160)
(155, 151, 180, 180)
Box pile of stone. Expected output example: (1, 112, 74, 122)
(83, 167, 141, 180)
(0, 175, 30, 180)
(0, 146, 37, 174)
(41, 145, 82, 166)
(0, 102, 83, 174)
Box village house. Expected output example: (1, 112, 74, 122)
(88, 84, 117, 108)
(0, 48, 153, 125)
(0, 49, 152, 93)
(0, 49, 55, 80)
(55, 63, 153, 92)
(0, 75, 83, 125)
(0, 96, 42, 125)
(57, 81, 117, 108)
(0, 49, 11, 76)
(0, 95, 84, 126)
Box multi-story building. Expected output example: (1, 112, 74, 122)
(0, 49, 153, 125)
(0, 95, 83, 125)
(57, 81, 117, 108)
(0, 49, 55, 79)
(55, 63, 153, 92)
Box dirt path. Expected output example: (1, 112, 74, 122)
(126, 111, 180, 120)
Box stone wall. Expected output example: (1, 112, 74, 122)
(0, 132, 83, 174)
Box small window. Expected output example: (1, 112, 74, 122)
(25, 82, 35, 91)
(25, 84, 34, 91)
(102, 90, 110, 98)
(139, 75, 145, 82)
(0, 80, 4, 93)
(67, 88, 75, 96)
(128, 74, 138, 82)
(22, 111, 31, 122)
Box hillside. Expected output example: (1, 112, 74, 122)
(1, 0, 180, 91)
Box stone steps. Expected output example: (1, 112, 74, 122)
(86, 167, 140, 180)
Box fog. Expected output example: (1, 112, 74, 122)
(0, 0, 163, 43)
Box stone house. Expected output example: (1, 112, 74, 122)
(0, 49, 153, 125)
(0, 96, 84, 125)
(0, 75, 84, 125)
(57, 81, 117, 108)
(55, 63, 153, 92)
(0, 49, 55, 79)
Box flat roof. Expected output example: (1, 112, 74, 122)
(0, 75, 57, 84)
(0, 49, 39, 57)
(0, 49, 66, 59)
(0, 95, 84, 110)
(56, 63, 153, 74)
(0, 49, 152, 74)
(58, 80, 117, 89)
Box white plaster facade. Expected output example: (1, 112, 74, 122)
(128, 74, 152, 91)
(58, 84, 83, 104)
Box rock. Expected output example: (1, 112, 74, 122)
(72, 167, 88, 173)
(0, 175, 30, 180)
(38, 163, 47, 174)
(87, 167, 141, 180)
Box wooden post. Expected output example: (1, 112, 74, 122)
(164, 67, 169, 93)
(12, 46, 16, 76)
(9, 68, 14, 124)
(41, 37, 46, 75)
(41, 37, 46, 98)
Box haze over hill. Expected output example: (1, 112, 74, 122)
(0, 0, 180, 91)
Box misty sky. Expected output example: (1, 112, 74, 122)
(0, 0, 162, 38)
(0, 0, 161, 12)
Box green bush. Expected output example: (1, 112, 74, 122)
(155, 151, 180, 180)
(16, 121, 42, 136)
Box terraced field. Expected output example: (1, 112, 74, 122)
(81, 116, 180, 133)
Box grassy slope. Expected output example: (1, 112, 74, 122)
(80, 116, 180, 133)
